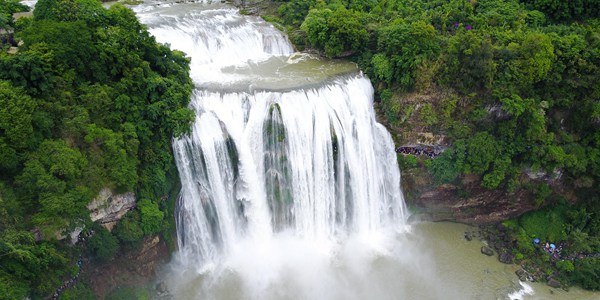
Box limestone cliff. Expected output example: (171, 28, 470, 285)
(87, 188, 136, 231)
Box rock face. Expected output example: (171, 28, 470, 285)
(87, 235, 170, 299)
(87, 188, 136, 231)
(407, 175, 538, 225)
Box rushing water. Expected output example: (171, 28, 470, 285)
(133, 1, 598, 299)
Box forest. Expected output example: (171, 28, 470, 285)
(0, 0, 193, 298)
(266, 0, 600, 290)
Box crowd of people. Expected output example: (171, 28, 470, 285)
(534, 238, 600, 261)
(395, 144, 444, 159)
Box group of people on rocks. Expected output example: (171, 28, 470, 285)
(49, 257, 83, 300)
(533, 238, 600, 261)
(395, 145, 442, 158)
(534, 238, 564, 259)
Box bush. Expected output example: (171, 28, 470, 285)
(113, 210, 144, 244)
(138, 199, 164, 235)
(556, 260, 574, 273)
(515, 228, 536, 256)
(570, 258, 600, 290)
(301, 7, 368, 57)
(519, 207, 567, 242)
(87, 226, 119, 261)
(399, 155, 418, 169)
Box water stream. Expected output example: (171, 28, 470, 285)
(133, 1, 598, 299)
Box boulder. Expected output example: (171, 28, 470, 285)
(498, 251, 514, 264)
(547, 277, 561, 288)
(515, 268, 529, 281)
(87, 188, 136, 231)
(464, 231, 473, 241)
(481, 246, 494, 256)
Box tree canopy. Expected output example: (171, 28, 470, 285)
(0, 0, 193, 298)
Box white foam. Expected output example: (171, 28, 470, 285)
(507, 281, 535, 300)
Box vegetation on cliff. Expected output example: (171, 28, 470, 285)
(266, 0, 600, 290)
(0, 0, 193, 298)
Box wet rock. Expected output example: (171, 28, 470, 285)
(464, 231, 473, 241)
(481, 246, 494, 256)
(547, 277, 561, 288)
(498, 251, 514, 264)
(515, 268, 529, 281)
(156, 281, 168, 294)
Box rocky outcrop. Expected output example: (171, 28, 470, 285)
(406, 173, 538, 224)
(87, 235, 170, 299)
(87, 188, 136, 231)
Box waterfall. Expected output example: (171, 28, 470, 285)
(136, 2, 408, 298)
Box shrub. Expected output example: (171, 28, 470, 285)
(87, 226, 118, 261)
(138, 199, 164, 235)
(519, 207, 567, 242)
(113, 210, 144, 244)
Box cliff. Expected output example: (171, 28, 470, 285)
(88, 188, 136, 231)
(87, 235, 170, 299)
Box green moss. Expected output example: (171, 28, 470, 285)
(519, 208, 567, 242)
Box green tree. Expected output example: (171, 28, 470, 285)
(113, 210, 143, 244)
(301, 7, 368, 57)
(85, 124, 138, 191)
(516, 32, 555, 84)
(444, 31, 495, 91)
(0, 0, 29, 31)
(466, 132, 500, 174)
(523, 0, 600, 21)
(0, 81, 36, 150)
(138, 199, 164, 235)
(21, 19, 98, 81)
(277, 0, 318, 26)
(376, 20, 439, 89)
(87, 225, 119, 261)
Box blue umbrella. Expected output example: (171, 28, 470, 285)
(533, 238, 540, 244)
(550, 244, 556, 249)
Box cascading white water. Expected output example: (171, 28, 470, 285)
(174, 77, 407, 262)
(135, 1, 410, 299)
(133, 3, 600, 300)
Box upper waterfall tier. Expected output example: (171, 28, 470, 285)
(134, 2, 359, 91)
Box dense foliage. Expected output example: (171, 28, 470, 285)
(269, 0, 600, 290)
(0, 0, 27, 35)
(0, 0, 193, 298)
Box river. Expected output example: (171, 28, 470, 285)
(131, 1, 598, 299)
